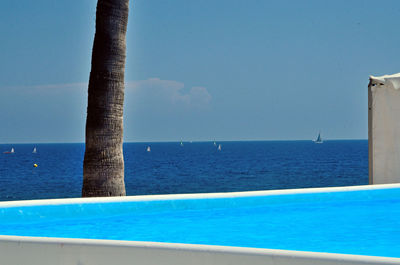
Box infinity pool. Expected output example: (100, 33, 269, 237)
(1, 186, 400, 259)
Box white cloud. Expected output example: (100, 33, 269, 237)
(30, 82, 87, 90)
(4, 82, 87, 95)
(126, 78, 211, 108)
(7, 78, 211, 108)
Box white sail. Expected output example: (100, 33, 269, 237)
(314, 132, 323, 144)
(213, 141, 217, 146)
(32, 147, 37, 153)
(217, 144, 222, 151)
(3, 147, 14, 154)
(146, 146, 151, 152)
(180, 141, 184, 146)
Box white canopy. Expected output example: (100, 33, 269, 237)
(369, 73, 400, 90)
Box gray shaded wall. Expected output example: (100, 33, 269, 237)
(369, 74, 400, 184)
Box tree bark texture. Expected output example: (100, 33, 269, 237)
(82, 0, 129, 197)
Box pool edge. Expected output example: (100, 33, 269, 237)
(1, 183, 400, 207)
(0, 235, 399, 265)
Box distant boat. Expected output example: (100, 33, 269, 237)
(3, 147, 14, 154)
(213, 141, 217, 146)
(314, 132, 323, 144)
(32, 147, 37, 153)
(146, 146, 151, 152)
(217, 144, 222, 151)
(180, 141, 184, 146)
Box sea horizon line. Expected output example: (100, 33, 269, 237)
(0, 138, 368, 145)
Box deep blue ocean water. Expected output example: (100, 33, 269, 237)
(0, 140, 368, 201)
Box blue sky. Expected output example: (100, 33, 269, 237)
(1, 0, 400, 143)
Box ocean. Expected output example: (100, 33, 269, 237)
(0, 140, 368, 201)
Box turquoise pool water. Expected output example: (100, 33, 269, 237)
(1, 187, 400, 258)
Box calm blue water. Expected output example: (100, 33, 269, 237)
(0, 140, 368, 201)
(0, 187, 399, 257)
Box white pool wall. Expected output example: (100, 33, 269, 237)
(1, 183, 400, 265)
(1, 235, 400, 265)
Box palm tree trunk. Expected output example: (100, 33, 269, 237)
(82, 0, 129, 197)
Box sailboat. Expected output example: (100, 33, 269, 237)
(146, 146, 151, 152)
(217, 144, 222, 151)
(3, 147, 14, 154)
(32, 147, 37, 153)
(314, 132, 323, 144)
(180, 141, 184, 147)
(213, 141, 217, 146)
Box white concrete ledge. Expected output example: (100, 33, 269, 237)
(1, 183, 400, 208)
(0, 235, 399, 265)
